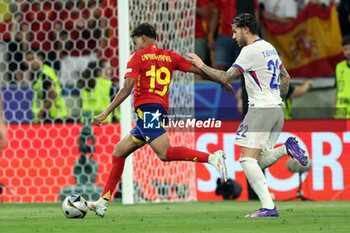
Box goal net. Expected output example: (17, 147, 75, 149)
(126, 0, 196, 203)
(0, 0, 196, 203)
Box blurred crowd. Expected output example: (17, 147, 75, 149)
(1, 0, 116, 86)
(0, 0, 347, 85)
(0, 0, 119, 123)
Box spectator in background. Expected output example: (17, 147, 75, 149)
(59, 0, 103, 87)
(338, 0, 350, 36)
(5, 0, 62, 84)
(259, 0, 298, 24)
(3, 2, 31, 85)
(0, 88, 7, 149)
(0, 0, 12, 41)
(195, 0, 210, 80)
(334, 35, 350, 119)
(208, 0, 259, 71)
(5, 29, 30, 85)
(208, 0, 240, 71)
(20, 0, 62, 58)
(284, 80, 313, 120)
(237, 0, 259, 22)
(98, 0, 118, 83)
(25, 50, 68, 123)
(78, 60, 118, 123)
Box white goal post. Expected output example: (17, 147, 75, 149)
(119, 0, 197, 204)
(118, 0, 134, 205)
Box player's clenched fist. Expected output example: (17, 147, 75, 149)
(92, 114, 106, 126)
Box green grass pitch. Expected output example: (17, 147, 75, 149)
(1, 201, 350, 233)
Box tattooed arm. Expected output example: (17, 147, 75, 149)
(186, 52, 242, 83)
(200, 64, 242, 83)
(280, 66, 290, 100)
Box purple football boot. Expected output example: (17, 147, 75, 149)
(285, 137, 308, 166)
(245, 206, 279, 217)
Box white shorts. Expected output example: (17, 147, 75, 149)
(234, 105, 284, 152)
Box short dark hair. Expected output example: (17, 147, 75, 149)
(231, 13, 258, 35)
(341, 34, 350, 46)
(130, 23, 157, 40)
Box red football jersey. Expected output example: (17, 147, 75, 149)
(214, 0, 237, 36)
(124, 44, 192, 112)
(214, 0, 258, 36)
(195, 0, 210, 39)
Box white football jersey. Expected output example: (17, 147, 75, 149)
(232, 39, 283, 107)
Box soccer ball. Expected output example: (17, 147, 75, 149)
(62, 194, 88, 219)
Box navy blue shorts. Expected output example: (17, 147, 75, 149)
(130, 103, 168, 146)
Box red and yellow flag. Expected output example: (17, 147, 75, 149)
(263, 3, 344, 78)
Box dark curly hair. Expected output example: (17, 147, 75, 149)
(231, 13, 258, 35)
(130, 23, 157, 40)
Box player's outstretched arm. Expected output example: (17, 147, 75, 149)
(92, 78, 136, 126)
(187, 65, 235, 94)
(186, 52, 241, 83)
(280, 66, 290, 100)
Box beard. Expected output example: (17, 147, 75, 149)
(237, 37, 247, 48)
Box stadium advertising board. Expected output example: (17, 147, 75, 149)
(0, 120, 349, 202)
(196, 120, 350, 201)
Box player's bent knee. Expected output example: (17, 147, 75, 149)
(112, 145, 127, 158)
(112, 150, 124, 158)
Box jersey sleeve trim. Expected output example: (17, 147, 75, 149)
(124, 52, 140, 79)
(232, 64, 244, 73)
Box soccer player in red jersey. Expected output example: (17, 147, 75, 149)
(88, 23, 234, 217)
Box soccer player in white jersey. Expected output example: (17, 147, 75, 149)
(187, 13, 308, 217)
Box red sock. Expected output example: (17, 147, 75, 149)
(101, 156, 126, 200)
(166, 147, 210, 162)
